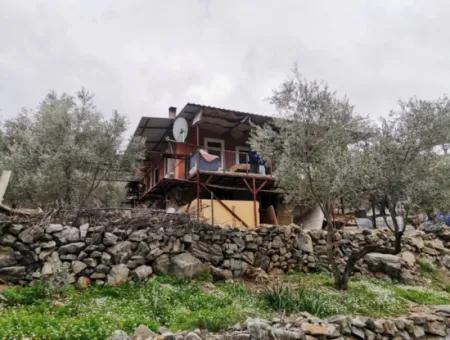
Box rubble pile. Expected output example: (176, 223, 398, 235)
(0, 210, 449, 285)
(111, 307, 450, 340)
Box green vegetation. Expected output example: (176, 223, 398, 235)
(1, 273, 450, 339)
(0, 276, 266, 340)
(417, 258, 437, 275)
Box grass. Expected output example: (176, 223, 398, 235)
(0, 276, 266, 340)
(1, 272, 450, 339)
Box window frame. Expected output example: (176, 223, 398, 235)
(204, 137, 225, 168)
(235, 145, 250, 164)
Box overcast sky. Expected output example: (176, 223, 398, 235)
(1, 1, 450, 137)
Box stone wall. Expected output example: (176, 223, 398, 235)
(113, 307, 450, 339)
(0, 210, 449, 285)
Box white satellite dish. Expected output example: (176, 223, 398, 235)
(172, 117, 189, 142)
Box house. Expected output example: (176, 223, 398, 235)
(128, 103, 291, 228)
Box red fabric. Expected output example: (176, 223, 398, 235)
(199, 149, 219, 162)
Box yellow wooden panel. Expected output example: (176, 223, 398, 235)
(182, 199, 259, 229)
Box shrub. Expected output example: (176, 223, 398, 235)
(417, 258, 437, 274)
(2, 283, 51, 306)
(262, 281, 333, 318)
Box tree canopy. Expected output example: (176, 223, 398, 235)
(0, 89, 141, 209)
(250, 69, 450, 289)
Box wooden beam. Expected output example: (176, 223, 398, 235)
(199, 182, 250, 228)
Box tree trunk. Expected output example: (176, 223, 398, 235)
(371, 200, 377, 228)
(331, 200, 404, 291)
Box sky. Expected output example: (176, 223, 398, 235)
(1, 0, 450, 138)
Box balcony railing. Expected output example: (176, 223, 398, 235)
(188, 148, 273, 177)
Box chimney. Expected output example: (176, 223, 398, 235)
(168, 106, 177, 119)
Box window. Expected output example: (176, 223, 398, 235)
(164, 158, 176, 178)
(204, 138, 225, 167)
(235, 146, 250, 164)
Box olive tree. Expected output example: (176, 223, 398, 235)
(251, 70, 450, 290)
(0, 89, 143, 209)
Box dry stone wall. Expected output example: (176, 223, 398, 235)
(0, 210, 449, 285)
(114, 307, 450, 340)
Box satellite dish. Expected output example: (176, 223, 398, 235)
(172, 117, 188, 142)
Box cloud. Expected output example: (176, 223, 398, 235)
(1, 0, 450, 136)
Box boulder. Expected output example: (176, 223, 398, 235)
(41, 252, 62, 276)
(131, 325, 157, 340)
(133, 265, 153, 281)
(45, 224, 64, 234)
(210, 265, 233, 281)
(191, 241, 223, 265)
(247, 318, 270, 339)
(129, 230, 148, 242)
(77, 276, 91, 289)
(442, 255, 450, 269)
(18, 225, 44, 244)
(153, 254, 170, 274)
(72, 260, 88, 274)
(408, 236, 424, 250)
(107, 330, 130, 340)
(9, 224, 24, 235)
(169, 252, 208, 279)
(107, 264, 129, 286)
(54, 226, 80, 243)
(108, 241, 133, 263)
(79, 223, 89, 240)
(59, 242, 85, 255)
(0, 246, 16, 268)
(401, 251, 416, 267)
(0, 266, 26, 282)
(298, 232, 314, 253)
(364, 253, 402, 277)
(0, 234, 16, 246)
(300, 323, 339, 337)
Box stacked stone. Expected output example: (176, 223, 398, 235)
(0, 215, 304, 285)
(111, 307, 450, 339)
(0, 211, 449, 285)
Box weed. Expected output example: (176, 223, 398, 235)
(417, 258, 437, 275)
(262, 281, 335, 317)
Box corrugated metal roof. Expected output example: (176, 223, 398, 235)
(178, 103, 273, 124)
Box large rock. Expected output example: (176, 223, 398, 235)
(45, 223, 64, 234)
(108, 241, 133, 264)
(191, 241, 223, 265)
(41, 252, 62, 277)
(0, 246, 16, 268)
(79, 223, 89, 240)
(153, 254, 170, 274)
(132, 265, 153, 281)
(59, 242, 85, 255)
(103, 232, 119, 246)
(107, 264, 129, 286)
(364, 253, 402, 277)
(297, 232, 314, 253)
(401, 251, 416, 267)
(300, 322, 339, 337)
(18, 225, 44, 244)
(0, 266, 26, 282)
(54, 227, 80, 243)
(169, 252, 208, 279)
(129, 230, 148, 242)
(442, 255, 450, 269)
(72, 260, 88, 274)
(131, 325, 157, 340)
(107, 330, 130, 340)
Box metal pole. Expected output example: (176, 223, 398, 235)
(196, 124, 200, 222)
(252, 177, 257, 227)
(211, 191, 214, 225)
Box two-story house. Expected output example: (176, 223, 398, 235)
(128, 103, 291, 228)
